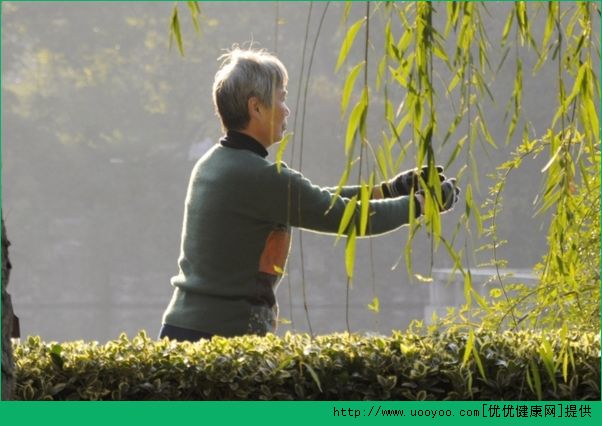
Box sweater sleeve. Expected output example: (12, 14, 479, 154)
(322, 185, 362, 199)
(251, 163, 417, 236)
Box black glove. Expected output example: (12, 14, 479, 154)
(381, 165, 445, 198)
(417, 178, 461, 213)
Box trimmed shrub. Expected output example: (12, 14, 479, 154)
(13, 330, 600, 400)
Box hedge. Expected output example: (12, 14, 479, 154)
(13, 330, 600, 400)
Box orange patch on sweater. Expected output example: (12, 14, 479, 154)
(258, 229, 291, 275)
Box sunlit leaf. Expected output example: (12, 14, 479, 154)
(463, 271, 473, 307)
(489, 288, 502, 298)
(341, 61, 365, 118)
(376, 145, 389, 181)
(542, 2, 557, 50)
(358, 184, 370, 236)
(501, 7, 514, 47)
(376, 55, 387, 91)
(345, 89, 367, 155)
(327, 161, 353, 211)
(336, 195, 358, 244)
(187, 1, 201, 34)
(445, 1, 460, 37)
(584, 94, 600, 144)
(445, 135, 467, 169)
(345, 225, 357, 279)
(414, 274, 433, 283)
(169, 4, 185, 56)
(462, 329, 474, 366)
(367, 296, 380, 313)
(335, 17, 366, 73)
(447, 68, 463, 94)
(275, 132, 292, 173)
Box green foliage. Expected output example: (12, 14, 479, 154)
(275, 132, 292, 173)
(169, 1, 201, 56)
(335, 17, 366, 73)
(334, 1, 600, 335)
(14, 330, 600, 401)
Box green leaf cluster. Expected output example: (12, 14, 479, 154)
(333, 1, 599, 335)
(13, 329, 600, 401)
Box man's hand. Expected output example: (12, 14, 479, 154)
(416, 178, 461, 213)
(381, 165, 446, 198)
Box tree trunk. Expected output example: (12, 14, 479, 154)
(2, 215, 15, 400)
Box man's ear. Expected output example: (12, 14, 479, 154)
(248, 96, 262, 119)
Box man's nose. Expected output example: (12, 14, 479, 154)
(285, 105, 291, 116)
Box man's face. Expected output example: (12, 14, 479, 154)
(260, 86, 290, 147)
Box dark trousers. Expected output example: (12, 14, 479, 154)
(158, 323, 213, 342)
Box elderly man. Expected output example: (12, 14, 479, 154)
(159, 48, 460, 341)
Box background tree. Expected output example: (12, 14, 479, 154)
(2, 216, 15, 400)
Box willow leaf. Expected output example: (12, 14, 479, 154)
(542, 2, 557, 50)
(496, 46, 511, 74)
(445, 1, 460, 38)
(367, 296, 380, 313)
(169, 5, 185, 56)
(414, 274, 433, 283)
(465, 182, 473, 219)
(341, 0, 352, 25)
(447, 68, 463, 94)
(335, 18, 366, 73)
(385, 20, 394, 58)
(541, 144, 563, 173)
(442, 237, 464, 272)
(376, 145, 389, 181)
(516, 1, 529, 45)
(275, 132, 292, 173)
(327, 161, 351, 211)
(458, 4, 475, 54)
(359, 183, 369, 237)
(445, 135, 467, 169)
(389, 66, 408, 88)
(345, 89, 367, 155)
(463, 271, 473, 307)
(345, 225, 357, 279)
(469, 184, 484, 236)
(376, 55, 387, 91)
(341, 61, 365, 118)
(359, 172, 375, 237)
(479, 115, 497, 148)
(471, 287, 488, 310)
(433, 40, 451, 69)
(584, 95, 600, 144)
(187, 1, 201, 34)
(501, 6, 514, 47)
(397, 29, 413, 57)
(336, 195, 358, 244)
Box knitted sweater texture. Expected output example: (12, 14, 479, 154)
(162, 132, 416, 336)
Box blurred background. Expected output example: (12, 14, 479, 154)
(2, 2, 575, 342)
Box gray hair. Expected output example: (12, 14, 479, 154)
(212, 48, 288, 131)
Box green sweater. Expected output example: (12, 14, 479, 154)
(162, 132, 417, 337)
